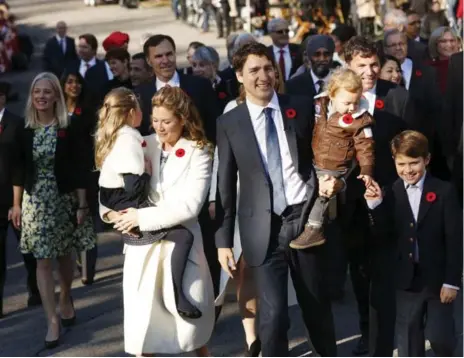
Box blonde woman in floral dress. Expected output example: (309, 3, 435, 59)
(11, 72, 95, 349)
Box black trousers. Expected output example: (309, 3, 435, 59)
(252, 204, 337, 357)
(396, 286, 456, 356)
(215, 3, 231, 37)
(0, 217, 38, 310)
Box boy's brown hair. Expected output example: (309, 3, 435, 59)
(391, 130, 429, 159)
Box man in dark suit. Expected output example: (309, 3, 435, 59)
(286, 35, 336, 98)
(267, 18, 302, 81)
(442, 51, 463, 206)
(342, 36, 411, 356)
(0, 82, 40, 317)
(215, 42, 343, 357)
(135, 34, 220, 142)
(68, 33, 112, 102)
(383, 29, 445, 178)
(42, 21, 78, 79)
(366, 130, 462, 357)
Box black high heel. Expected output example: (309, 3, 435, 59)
(177, 307, 202, 319)
(61, 297, 76, 327)
(44, 322, 60, 349)
(245, 338, 261, 357)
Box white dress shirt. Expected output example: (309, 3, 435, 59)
(79, 57, 114, 80)
(310, 70, 330, 93)
(362, 85, 377, 115)
(56, 35, 66, 54)
(0, 108, 5, 123)
(366, 173, 459, 290)
(401, 58, 413, 90)
(245, 92, 307, 205)
(273, 44, 292, 81)
(156, 71, 180, 89)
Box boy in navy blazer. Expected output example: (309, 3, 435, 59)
(365, 130, 462, 357)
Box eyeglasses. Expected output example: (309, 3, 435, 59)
(386, 42, 406, 48)
(273, 29, 290, 35)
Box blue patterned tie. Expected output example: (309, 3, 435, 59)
(263, 107, 287, 215)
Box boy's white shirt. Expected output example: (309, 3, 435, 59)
(98, 125, 145, 188)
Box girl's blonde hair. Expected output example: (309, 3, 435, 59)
(95, 87, 140, 170)
(25, 72, 68, 129)
(151, 87, 211, 152)
(326, 67, 363, 99)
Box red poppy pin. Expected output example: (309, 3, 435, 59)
(342, 113, 354, 125)
(415, 69, 422, 77)
(0, 124, 3, 135)
(218, 91, 227, 99)
(74, 107, 82, 115)
(375, 99, 385, 110)
(57, 129, 66, 138)
(175, 148, 185, 158)
(285, 108, 297, 119)
(141, 140, 147, 148)
(425, 192, 436, 202)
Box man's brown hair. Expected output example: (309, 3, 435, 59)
(79, 34, 98, 51)
(232, 42, 275, 72)
(343, 36, 378, 64)
(391, 130, 429, 159)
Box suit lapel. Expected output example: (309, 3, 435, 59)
(278, 95, 299, 172)
(409, 60, 420, 93)
(373, 80, 389, 117)
(417, 174, 434, 224)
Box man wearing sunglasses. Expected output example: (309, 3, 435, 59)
(267, 18, 302, 81)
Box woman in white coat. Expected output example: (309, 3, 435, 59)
(100, 87, 215, 356)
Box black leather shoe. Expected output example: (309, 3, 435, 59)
(61, 297, 76, 327)
(44, 338, 59, 350)
(81, 278, 94, 286)
(245, 338, 261, 357)
(27, 294, 42, 307)
(352, 335, 369, 356)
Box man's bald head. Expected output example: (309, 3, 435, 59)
(56, 21, 67, 37)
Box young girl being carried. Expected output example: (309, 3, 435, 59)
(95, 87, 202, 319)
(290, 68, 375, 250)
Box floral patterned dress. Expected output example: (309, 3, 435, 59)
(20, 125, 95, 259)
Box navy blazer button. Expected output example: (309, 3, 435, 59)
(409, 253, 413, 258)
(410, 237, 414, 242)
(410, 223, 414, 228)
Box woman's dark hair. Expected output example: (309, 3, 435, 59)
(60, 68, 86, 104)
(105, 48, 130, 63)
(143, 34, 176, 56)
(232, 42, 275, 72)
(378, 53, 405, 87)
(331, 24, 357, 45)
(188, 41, 205, 51)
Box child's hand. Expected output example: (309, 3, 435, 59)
(364, 179, 382, 201)
(357, 174, 373, 188)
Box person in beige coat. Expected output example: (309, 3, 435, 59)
(356, 0, 377, 37)
(99, 87, 215, 356)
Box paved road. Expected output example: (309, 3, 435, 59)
(1, 0, 462, 356)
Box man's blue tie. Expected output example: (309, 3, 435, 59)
(263, 107, 287, 215)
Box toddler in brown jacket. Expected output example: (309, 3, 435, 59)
(290, 68, 375, 250)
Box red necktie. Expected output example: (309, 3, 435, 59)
(279, 50, 286, 81)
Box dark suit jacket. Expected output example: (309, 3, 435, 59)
(214, 77, 235, 113)
(67, 59, 110, 101)
(215, 94, 317, 267)
(442, 52, 463, 158)
(268, 43, 302, 80)
(285, 70, 316, 98)
(0, 110, 22, 216)
(370, 175, 463, 292)
(12, 121, 88, 195)
(134, 72, 221, 143)
(43, 36, 78, 78)
(407, 39, 429, 63)
(218, 66, 239, 100)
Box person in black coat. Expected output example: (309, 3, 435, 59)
(42, 21, 78, 79)
(366, 130, 462, 357)
(135, 35, 220, 143)
(267, 18, 302, 81)
(342, 36, 412, 356)
(0, 82, 40, 318)
(104, 47, 132, 96)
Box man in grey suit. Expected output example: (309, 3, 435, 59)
(215, 42, 343, 357)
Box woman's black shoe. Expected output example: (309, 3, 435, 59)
(177, 307, 202, 319)
(352, 335, 369, 356)
(44, 338, 59, 350)
(245, 338, 261, 357)
(61, 297, 76, 327)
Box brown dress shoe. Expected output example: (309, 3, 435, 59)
(289, 225, 326, 249)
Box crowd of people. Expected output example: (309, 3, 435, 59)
(0, 0, 463, 357)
